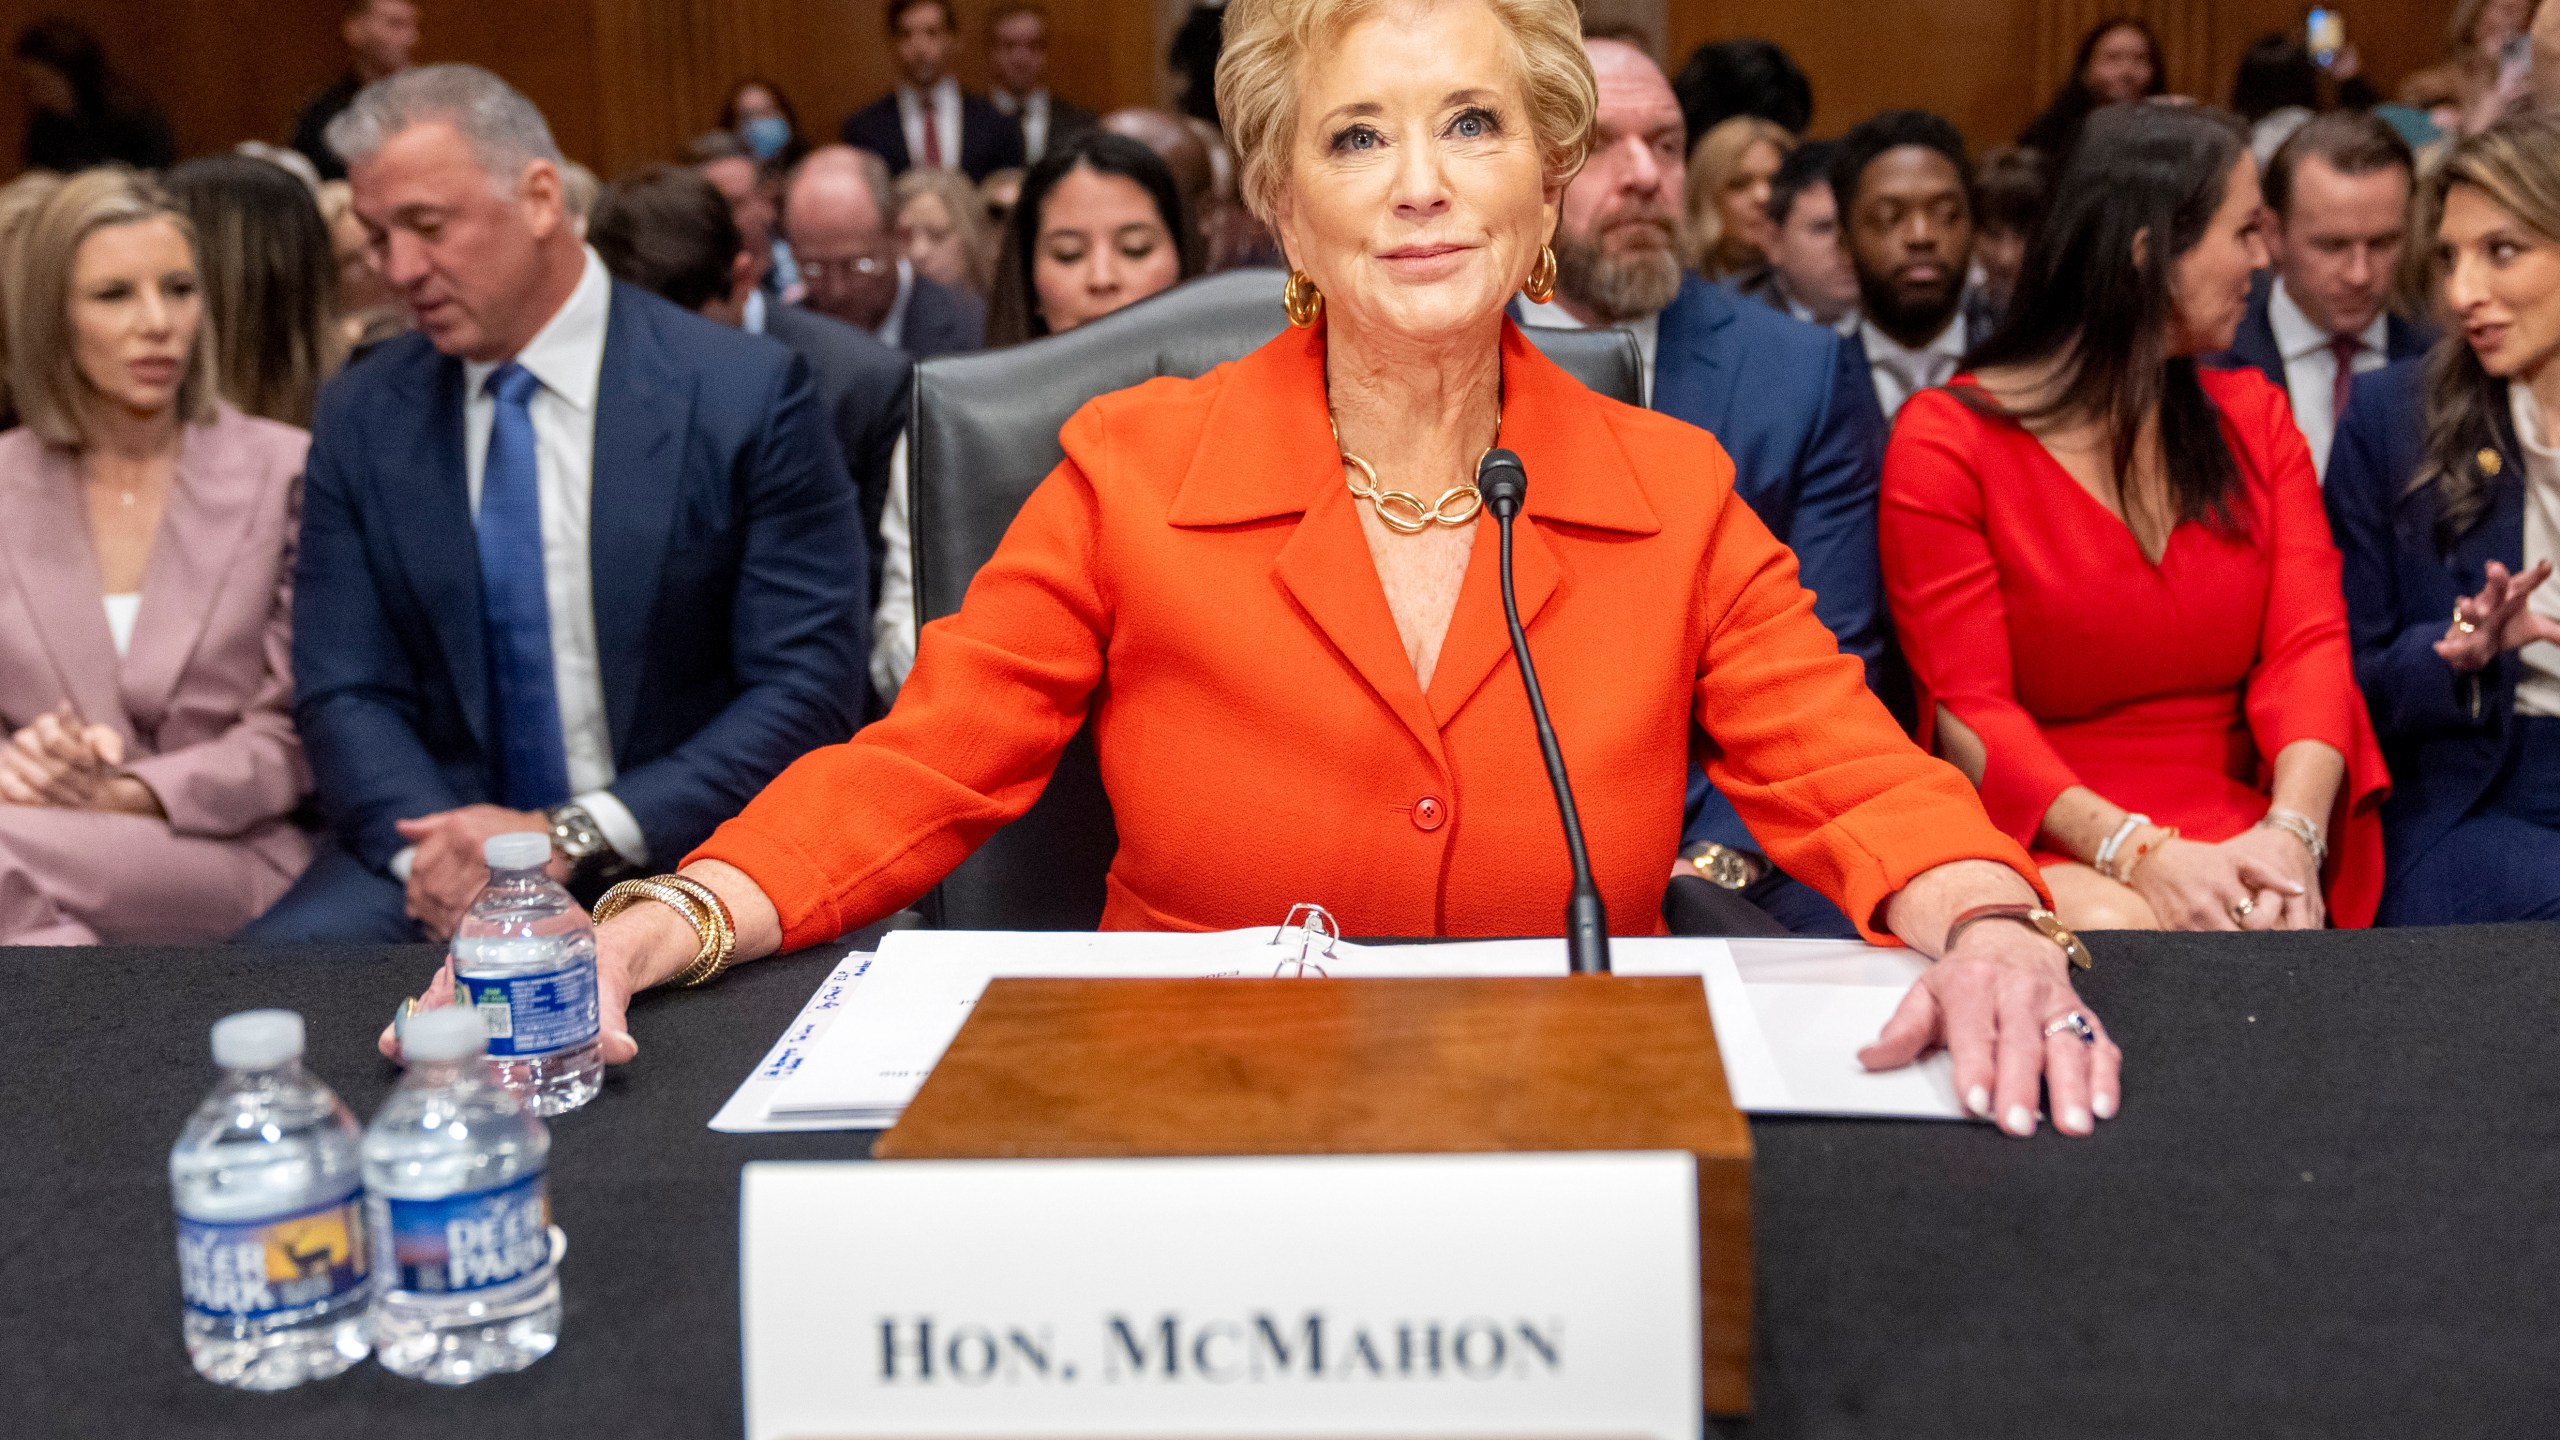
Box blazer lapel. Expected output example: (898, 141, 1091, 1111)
(1, 444, 124, 731)
(387, 348, 492, 754)
(1650, 276, 1741, 432)
(120, 410, 258, 731)
(589, 285, 685, 758)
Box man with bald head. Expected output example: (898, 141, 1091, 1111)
(785, 144, 984, 359)
(1519, 30, 1885, 938)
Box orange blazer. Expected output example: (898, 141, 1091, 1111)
(693, 320, 2040, 950)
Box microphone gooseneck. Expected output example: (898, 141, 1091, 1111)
(1478, 448, 1611, 975)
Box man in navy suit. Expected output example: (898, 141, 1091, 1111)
(1523, 34, 1886, 936)
(244, 66, 866, 943)
(840, 0, 1025, 182)
(786, 145, 985, 360)
(2206, 111, 2434, 479)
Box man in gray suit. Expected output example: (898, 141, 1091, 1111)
(784, 145, 984, 360)
(591, 164, 910, 607)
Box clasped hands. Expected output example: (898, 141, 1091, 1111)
(2126, 825, 2323, 932)
(0, 703, 161, 816)
(395, 803, 568, 942)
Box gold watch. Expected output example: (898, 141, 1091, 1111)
(1684, 843, 1761, 891)
(1944, 902, 2092, 970)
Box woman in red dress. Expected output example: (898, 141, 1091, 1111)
(1882, 104, 2388, 930)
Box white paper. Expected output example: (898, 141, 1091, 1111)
(714, 932, 1966, 1132)
(741, 1153, 1704, 1440)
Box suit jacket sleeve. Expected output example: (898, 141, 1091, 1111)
(2236, 381, 2386, 776)
(1878, 391, 2086, 845)
(603, 355, 870, 862)
(2325, 380, 2491, 739)
(1679, 329, 1888, 858)
(690, 409, 1114, 949)
(123, 464, 310, 839)
(291, 390, 467, 869)
(1689, 440, 2045, 939)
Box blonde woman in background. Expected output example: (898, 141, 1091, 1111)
(0, 168, 312, 943)
(164, 154, 343, 427)
(0, 170, 65, 430)
(895, 165, 997, 297)
(1685, 114, 1791, 278)
(314, 179, 404, 353)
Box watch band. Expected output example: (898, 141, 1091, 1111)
(1684, 843, 1761, 891)
(1943, 902, 2093, 972)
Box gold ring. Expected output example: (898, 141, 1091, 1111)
(2232, 896, 2255, 918)
(2454, 603, 2478, 636)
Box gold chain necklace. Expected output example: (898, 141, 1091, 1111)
(1333, 419, 1492, 535)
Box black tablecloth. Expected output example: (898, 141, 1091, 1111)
(6, 925, 2559, 1438)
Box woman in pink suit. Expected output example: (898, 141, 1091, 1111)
(0, 167, 310, 943)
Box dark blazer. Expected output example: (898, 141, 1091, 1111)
(1043, 95, 1099, 158)
(898, 273, 986, 360)
(764, 299, 912, 589)
(291, 73, 362, 181)
(839, 90, 1025, 181)
(2207, 270, 2437, 391)
(1643, 275, 1890, 861)
(293, 281, 870, 873)
(2324, 356, 2527, 885)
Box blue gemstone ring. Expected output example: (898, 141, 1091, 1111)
(2042, 1011, 2097, 1045)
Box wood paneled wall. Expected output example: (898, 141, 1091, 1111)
(0, 1, 2468, 180)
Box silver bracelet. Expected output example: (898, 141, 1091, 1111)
(2094, 812, 2148, 879)
(2257, 808, 2327, 866)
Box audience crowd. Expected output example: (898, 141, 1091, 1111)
(1, 0, 2557, 947)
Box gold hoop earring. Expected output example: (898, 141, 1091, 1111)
(1522, 245, 1558, 305)
(1282, 268, 1324, 328)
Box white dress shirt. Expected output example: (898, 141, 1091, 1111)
(993, 87, 1052, 165)
(403, 247, 645, 873)
(1860, 313, 1968, 423)
(872, 433, 919, 703)
(2269, 278, 2392, 480)
(1513, 295, 1659, 407)
(898, 78, 966, 170)
(2514, 386, 2560, 718)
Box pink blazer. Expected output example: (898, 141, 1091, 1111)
(0, 405, 311, 875)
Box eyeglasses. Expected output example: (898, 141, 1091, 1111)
(797, 254, 891, 282)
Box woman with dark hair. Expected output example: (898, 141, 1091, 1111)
(1882, 103, 2388, 933)
(873, 128, 1197, 699)
(982, 128, 1193, 348)
(2327, 112, 2560, 925)
(2016, 17, 2167, 162)
(719, 78, 807, 167)
(164, 155, 343, 428)
(12, 18, 174, 174)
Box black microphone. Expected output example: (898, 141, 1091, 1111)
(1478, 448, 1611, 975)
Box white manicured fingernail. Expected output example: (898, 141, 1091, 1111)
(2005, 1105, 2034, 1136)
(1966, 1086, 1990, 1118)
(2093, 1091, 2117, 1120)
(2063, 1105, 2091, 1134)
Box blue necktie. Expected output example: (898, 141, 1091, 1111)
(477, 362, 571, 810)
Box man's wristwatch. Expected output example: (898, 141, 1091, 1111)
(545, 802, 631, 888)
(1943, 902, 2093, 971)
(1683, 843, 1764, 891)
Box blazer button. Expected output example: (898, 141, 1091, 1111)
(1412, 796, 1446, 832)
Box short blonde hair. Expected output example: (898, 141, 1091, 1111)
(8, 168, 219, 447)
(1217, 0, 1595, 228)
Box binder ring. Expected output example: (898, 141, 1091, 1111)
(1271, 903, 1341, 978)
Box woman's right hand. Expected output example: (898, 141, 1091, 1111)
(2125, 835, 2303, 932)
(2439, 560, 2560, 673)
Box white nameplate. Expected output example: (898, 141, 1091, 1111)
(741, 1153, 1703, 1440)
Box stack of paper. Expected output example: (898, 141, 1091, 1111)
(709, 931, 1963, 1134)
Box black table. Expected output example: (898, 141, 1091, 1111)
(8, 925, 2560, 1438)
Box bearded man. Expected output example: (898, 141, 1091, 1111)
(1518, 31, 1890, 938)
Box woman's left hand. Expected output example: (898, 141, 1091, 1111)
(0, 706, 138, 810)
(1859, 919, 2120, 1138)
(2218, 824, 2323, 930)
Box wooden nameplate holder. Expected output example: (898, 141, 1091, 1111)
(875, 975, 1753, 1412)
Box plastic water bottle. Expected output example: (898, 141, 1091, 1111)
(449, 832, 602, 1116)
(363, 1006, 563, 1384)
(170, 1009, 373, 1389)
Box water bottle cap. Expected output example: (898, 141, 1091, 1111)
(484, 831, 554, 872)
(402, 1005, 490, 1063)
(210, 1009, 304, 1069)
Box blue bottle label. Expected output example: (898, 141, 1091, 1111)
(175, 1185, 370, 1320)
(455, 964, 598, 1057)
(372, 1170, 552, 1295)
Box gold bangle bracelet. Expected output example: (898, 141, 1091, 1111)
(592, 877, 736, 990)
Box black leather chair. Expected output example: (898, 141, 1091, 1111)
(906, 267, 1644, 930)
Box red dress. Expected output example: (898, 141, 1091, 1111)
(1878, 369, 2389, 925)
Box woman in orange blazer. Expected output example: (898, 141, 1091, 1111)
(394, 0, 2121, 1139)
